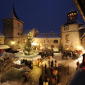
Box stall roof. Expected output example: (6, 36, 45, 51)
(0, 45, 10, 49)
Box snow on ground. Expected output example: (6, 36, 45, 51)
(14, 52, 41, 61)
(0, 81, 22, 85)
(41, 53, 63, 67)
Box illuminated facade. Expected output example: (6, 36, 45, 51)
(0, 4, 85, 51)
(60, 8, 83, 50)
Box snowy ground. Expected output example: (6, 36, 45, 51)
(14, 52, 41, 61)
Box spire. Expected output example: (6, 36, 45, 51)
(12, 3, 19, 19)
(7, 3, 19, 20)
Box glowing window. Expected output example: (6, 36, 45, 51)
(0, 39, 1, 44)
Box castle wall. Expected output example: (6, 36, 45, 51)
(13, 19, 23, 37)
(61, 24, 81, 50)
(3, 19, 13, 37)
(33, 38, 61, 50)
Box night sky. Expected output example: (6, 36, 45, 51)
(0, 0, 84, 34)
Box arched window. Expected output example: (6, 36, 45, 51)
(54, 40, 58, 43)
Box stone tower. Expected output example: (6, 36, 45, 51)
(60, 6, 83, 51)
(2, 4, 24, 50)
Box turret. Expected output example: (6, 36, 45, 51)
(67, 5, 78, 22)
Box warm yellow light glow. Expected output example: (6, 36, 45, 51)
(14, 60, 21, 65)
(31, 43, 37, 46)
(12, 41, 15, 45)
(77, 46, 82, 50)
(76, 56, 83, 64)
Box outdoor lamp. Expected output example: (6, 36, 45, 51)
(12, 41, 15, 45)
(31, 43, 37, 46)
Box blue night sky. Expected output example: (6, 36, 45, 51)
(0, 0, 84, 34)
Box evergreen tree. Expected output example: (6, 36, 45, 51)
(24, 30, 33, 55)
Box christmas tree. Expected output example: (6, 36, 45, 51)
(24, 30, 33, 55)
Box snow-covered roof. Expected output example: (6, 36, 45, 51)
(0, 45, 10, 49)
(0, 52, 13, 59)
(4, 4, 24, 23)
(79, 24, 85, 29)
(34, 34, 61, 38)
(22, 29, 30, 36)
(60, 20, 83, 28)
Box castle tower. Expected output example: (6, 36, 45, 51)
(2, 4, 24, 50)
(67, 5, 78, 22)
(60, 5, 83, 51)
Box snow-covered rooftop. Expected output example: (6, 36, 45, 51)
(79, 24, 85, 29)
(34, 34, 61, 38)
(22, 29, 30, 36)
(60, 20, 83, 28)
(0, 45, 10, 49)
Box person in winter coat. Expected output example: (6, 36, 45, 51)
(45, 63, 47, 74)
(76, 60, 79, 69)
(39, 75, 43, 85)
(51, 60, 53, 67)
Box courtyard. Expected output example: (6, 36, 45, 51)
(0, 52, 82, 85)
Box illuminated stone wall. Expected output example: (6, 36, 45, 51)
(0, 37, 5, 44)
(2, 18, 23, 50)
(60, 24, 81, 50)
(33, 37, 61, 50)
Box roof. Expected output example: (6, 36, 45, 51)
(34, 34, 61, 38)
(79, 24, 85, 29)
(2, 4, 24, 23)
(22, 29, 30, 36)
(73, 0, 85, 22)
(80, 33, 85, 39)
(68, 10, 77, 14)
(68, 70, 85, 85)
(60, 20, 83, 28)
(67, 5, 77, 14)
(0, 45, 10, 49)
(7, 4, 19, 19)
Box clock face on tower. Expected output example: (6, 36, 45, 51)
(64, 26, 69, 30)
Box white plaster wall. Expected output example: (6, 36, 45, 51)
(61, 24, 81, 50)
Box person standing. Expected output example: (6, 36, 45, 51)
(45, 63, 47, 74)
(52, 52, 54, 58)
(48, 60, 50, 68)
(39, 75, 43, 85)
(51, 60, 53, 67)
(76, 60, 79, 69)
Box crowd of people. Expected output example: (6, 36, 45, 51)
(62, 50, 81, 60)
(39, 49, 54, 59)
(39, 60, 61, 85)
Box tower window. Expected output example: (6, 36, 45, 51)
(0, 39, 1, 44)
(8, 21, 9, 26)
(18, 33, 20, 35)
(18, 23, 19, 27)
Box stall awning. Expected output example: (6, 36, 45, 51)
(0, 45, 10, 49)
